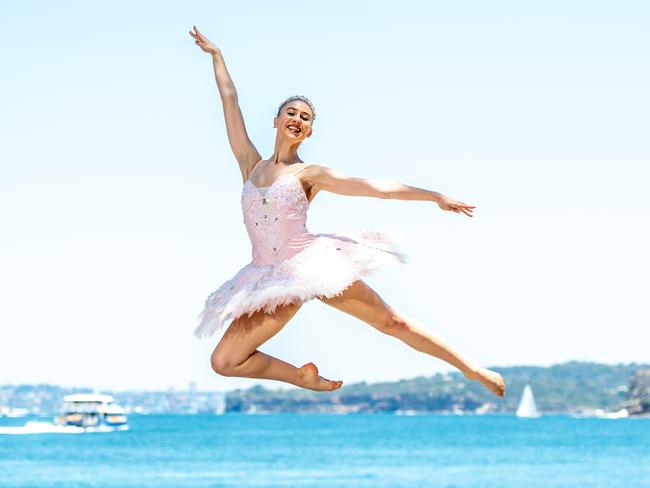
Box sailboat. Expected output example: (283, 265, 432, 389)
(516, 384, 541, 418)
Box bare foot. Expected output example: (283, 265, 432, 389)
(297, 362, 343, 392)
(464, 367, 506, 397)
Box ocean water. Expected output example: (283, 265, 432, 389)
(1, 414, 649, 487)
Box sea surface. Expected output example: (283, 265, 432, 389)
(1, 413, 649, 487)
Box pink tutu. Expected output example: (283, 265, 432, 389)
(195, 166, 408, 338)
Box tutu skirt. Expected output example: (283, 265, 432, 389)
(195, 231, 408, 338)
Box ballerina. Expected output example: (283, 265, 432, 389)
(189, 26, 506, 397)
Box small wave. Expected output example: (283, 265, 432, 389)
(0, 421, 129, 435)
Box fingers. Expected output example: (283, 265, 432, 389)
(457, 201, 475, 210)
(194, 25, 207, 41)
(448, 203, 475, 217)
(189, 27, 207, 49)
(190, 25, 205, 42)
(441, 197, 475, 214)
(189, 30, 202, 46)
(453, 201, 475, 217)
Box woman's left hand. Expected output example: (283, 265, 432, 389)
(437, 195, 476, 217)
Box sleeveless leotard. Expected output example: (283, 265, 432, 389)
(195, 161, 408, 338)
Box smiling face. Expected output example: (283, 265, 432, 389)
(273, 100, 314, 141)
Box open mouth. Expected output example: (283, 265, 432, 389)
(286, 124, 302, 135)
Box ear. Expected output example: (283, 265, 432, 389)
(273, 116, 278, 128)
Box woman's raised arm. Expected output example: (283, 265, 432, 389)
(190, 26, 261, 181)
(304, 165, 476, 217)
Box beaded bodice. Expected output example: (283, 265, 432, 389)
(241, 172, 314, 266)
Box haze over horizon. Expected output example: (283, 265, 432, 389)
(1, 1, 648, 391)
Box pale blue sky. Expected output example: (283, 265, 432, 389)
(1, 1, 648, 391)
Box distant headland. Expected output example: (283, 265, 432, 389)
(1, 361, 648, 417)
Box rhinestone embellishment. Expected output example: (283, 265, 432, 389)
(241, 175, 310, 264)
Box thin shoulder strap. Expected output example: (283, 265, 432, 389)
(293, 164, 310, 176)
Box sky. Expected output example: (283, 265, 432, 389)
(1, 1, 648, 392)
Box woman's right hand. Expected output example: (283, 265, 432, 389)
(189, 25, 221, 56)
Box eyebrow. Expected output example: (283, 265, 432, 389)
(286, 107, 311, 116)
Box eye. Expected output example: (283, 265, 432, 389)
(301, 115, 309, 121)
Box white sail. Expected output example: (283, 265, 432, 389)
(516, 384, 541, 418)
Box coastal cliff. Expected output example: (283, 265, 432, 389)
(622, 369, 650, 416)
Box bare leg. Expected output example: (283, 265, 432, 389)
(210, 302, 343, 392)
(318, 280, 506, 396)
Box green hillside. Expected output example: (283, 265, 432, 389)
(225, 361, 646, 414)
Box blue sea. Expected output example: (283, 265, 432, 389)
(1, 414, 649, 487)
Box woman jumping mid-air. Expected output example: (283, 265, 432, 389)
(190, 26, 506, 397)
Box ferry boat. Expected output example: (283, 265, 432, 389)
(54, 393, 128, 430)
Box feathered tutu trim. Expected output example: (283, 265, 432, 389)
(194, 231, 408, 338)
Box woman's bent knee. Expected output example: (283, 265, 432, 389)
(210, 350, 238, 376)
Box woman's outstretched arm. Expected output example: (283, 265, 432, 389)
(190, 26, 261, 181)
(304, 164, 475, 217)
